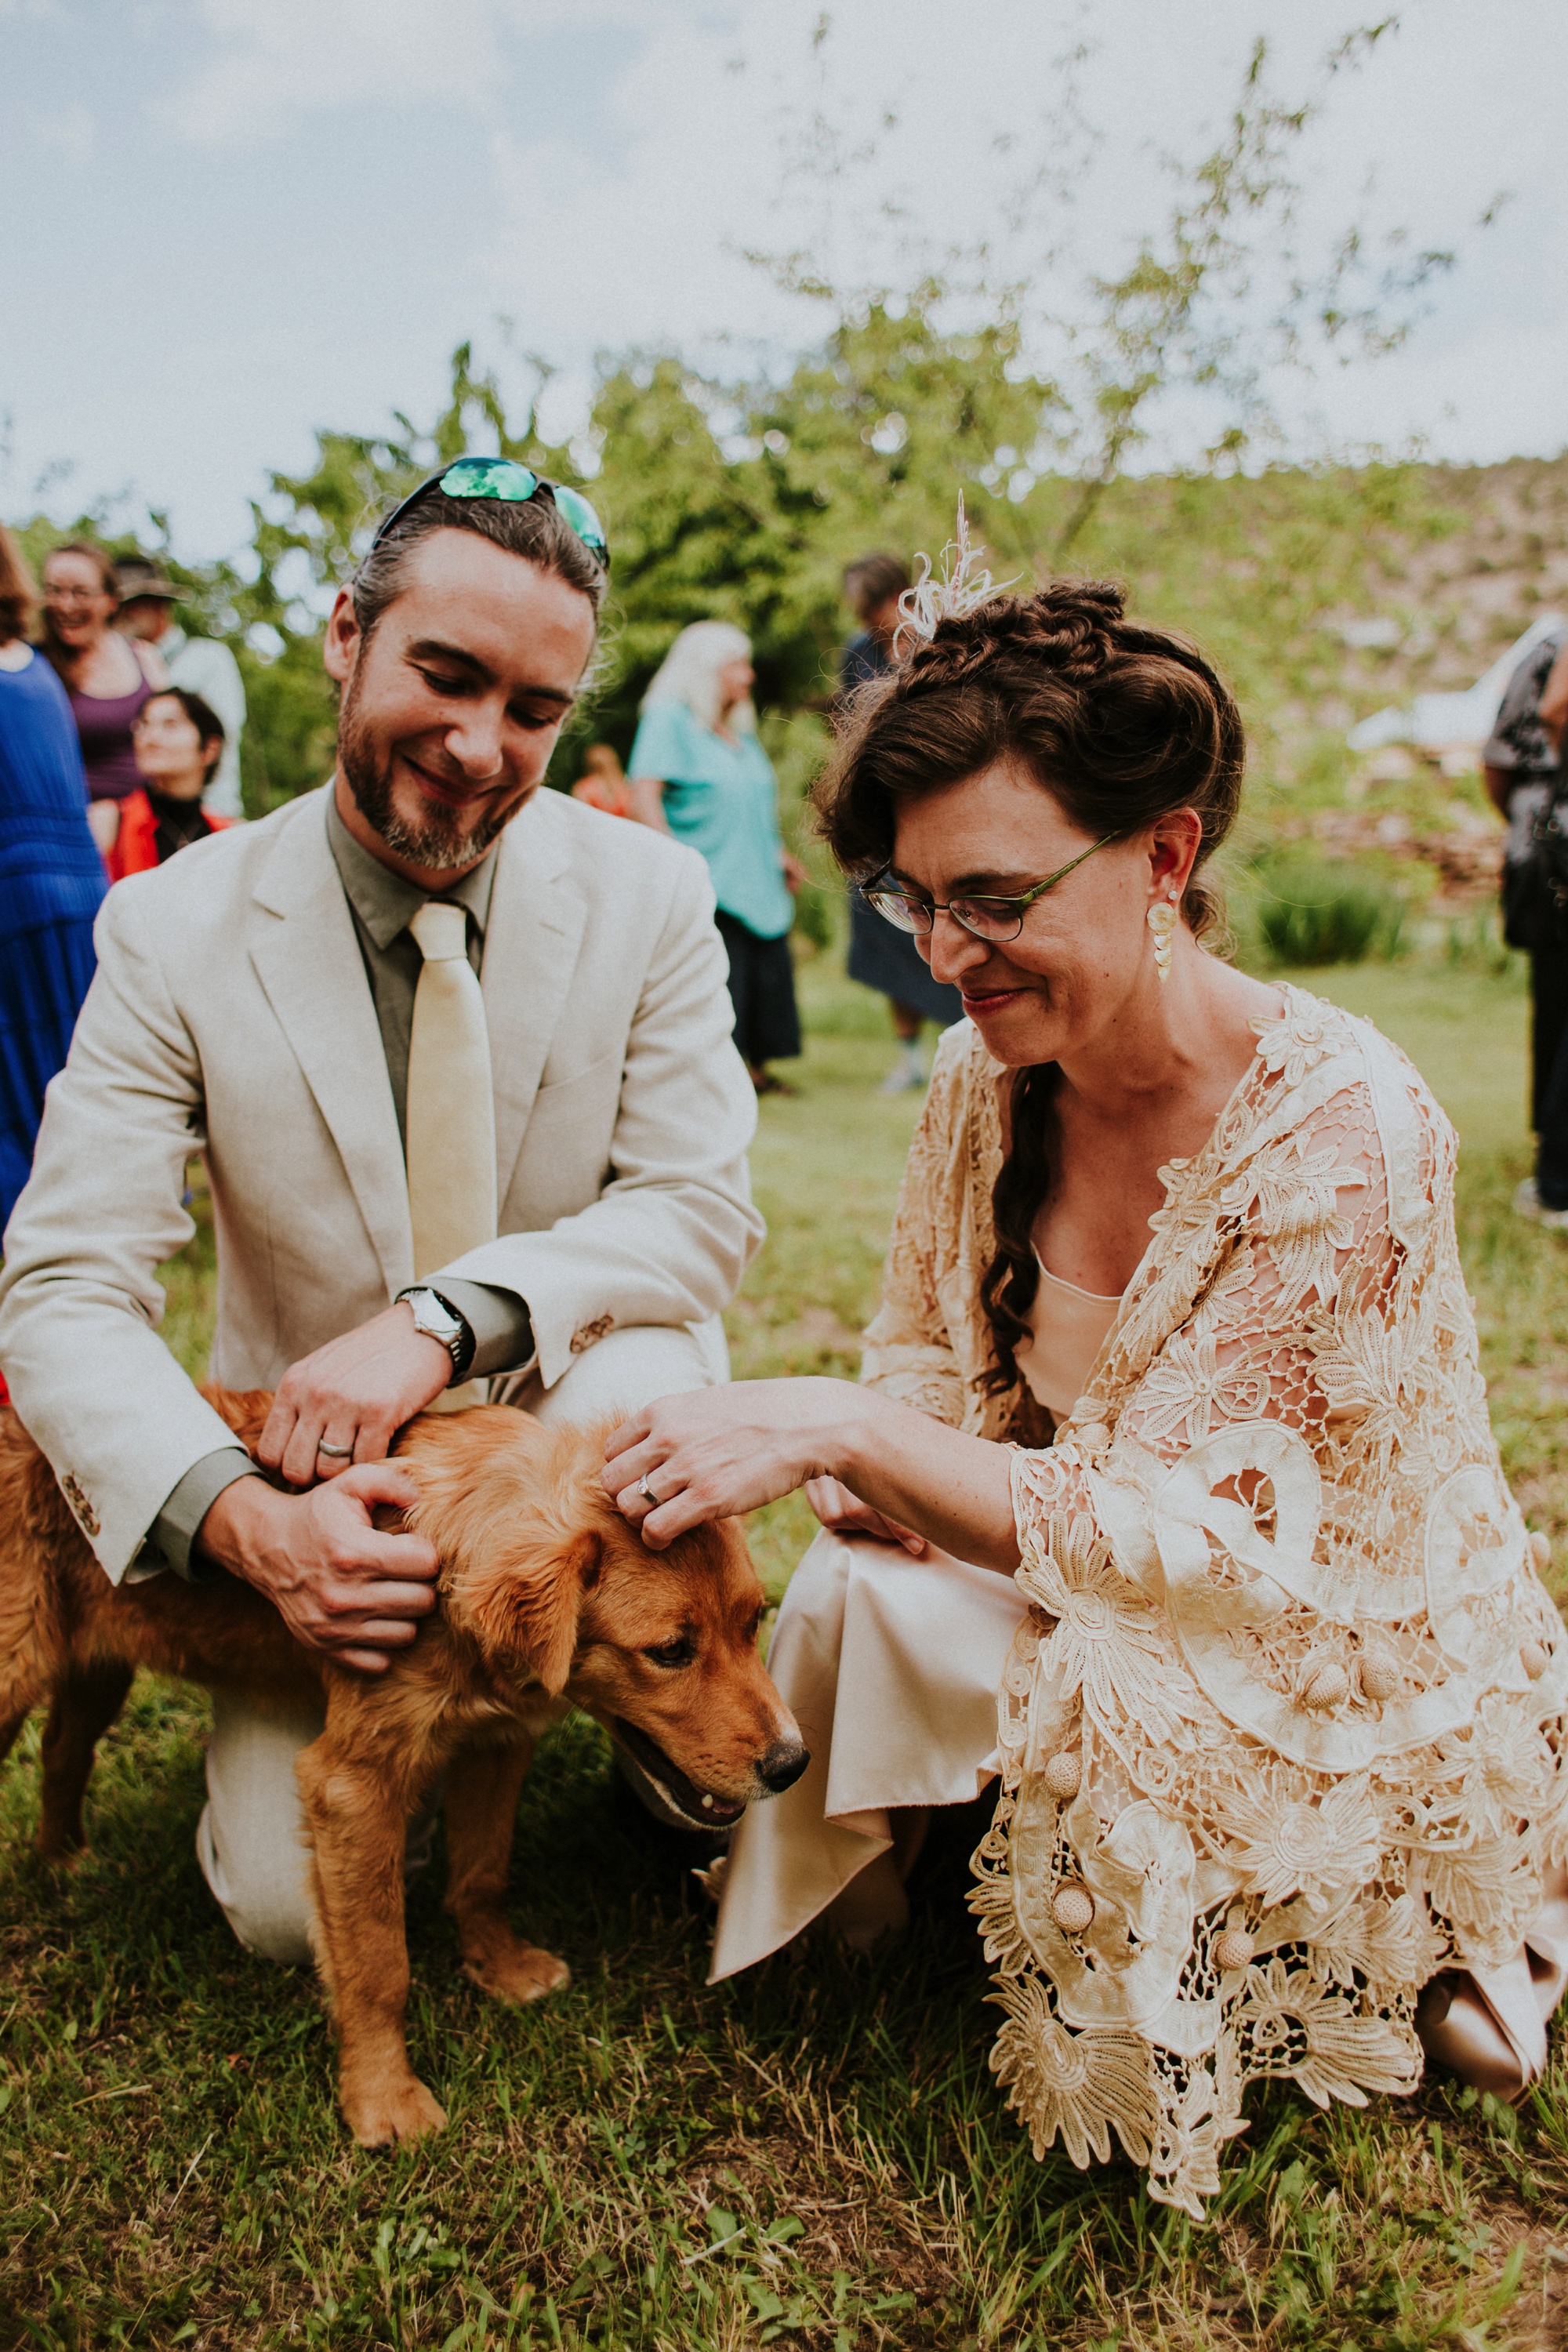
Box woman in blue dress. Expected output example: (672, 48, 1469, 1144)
(0, 527, 106, 1228)
(628, 621, 804, 1092)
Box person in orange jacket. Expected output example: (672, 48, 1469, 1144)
(109, 687, 235, 881)
(570, 740, 636, 818)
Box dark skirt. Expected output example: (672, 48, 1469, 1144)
(716, 910, 802, 1066)
(846, 889, 964, 1027)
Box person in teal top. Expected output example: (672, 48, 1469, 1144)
(629, 622, 803, 1091)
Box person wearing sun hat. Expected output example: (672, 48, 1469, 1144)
(116, 555, 248, 820)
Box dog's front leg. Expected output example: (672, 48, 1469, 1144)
(442, 1735, 570, 2005)
(295, 1734, 445, 2148)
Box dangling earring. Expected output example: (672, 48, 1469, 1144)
(1147, 895, 1179, 985)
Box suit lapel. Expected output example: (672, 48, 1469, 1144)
(250, 792, 414, 1296)
(484, 791, 587, 1206)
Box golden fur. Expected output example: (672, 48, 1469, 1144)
(0, 1388, 804, 2145)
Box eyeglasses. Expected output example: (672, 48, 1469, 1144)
(860, 838, 1112, 943)
(372, 456, 609, 568)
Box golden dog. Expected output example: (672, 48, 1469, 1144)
(0, 1388, 806, 2145)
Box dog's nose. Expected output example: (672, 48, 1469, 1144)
(756, 1738, 810, 1795)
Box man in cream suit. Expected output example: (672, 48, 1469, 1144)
(0, 461, 762, 1958)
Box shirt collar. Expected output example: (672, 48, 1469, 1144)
(325, 787, 499, 951)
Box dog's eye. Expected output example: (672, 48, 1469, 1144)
(642, 1637, 695, 1670)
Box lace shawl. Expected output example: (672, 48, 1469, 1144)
(861, 991, 1568, 2216)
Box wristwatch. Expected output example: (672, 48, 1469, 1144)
(397, 1287, 477, 1385)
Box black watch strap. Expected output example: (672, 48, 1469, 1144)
(429, 1291, 477, 1382)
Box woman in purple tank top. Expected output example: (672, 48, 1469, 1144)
(41, 541, 168, 856)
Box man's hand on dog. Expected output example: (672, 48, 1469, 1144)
(195, 1466, 440, 1675)
(257, 1304, 454, 1489)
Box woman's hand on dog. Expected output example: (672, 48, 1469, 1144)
(195, 1465, 441, 1674)
(257, 1304, 456, 1489)
(604, 1379, 851, 1546)
(603, 1378, 1020, 1573)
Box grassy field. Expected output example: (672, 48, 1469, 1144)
(3, 952, 1568, 2350)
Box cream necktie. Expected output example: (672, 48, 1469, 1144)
(406, 900, 496, 1409)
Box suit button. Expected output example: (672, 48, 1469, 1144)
(570, 1313, 615, 1355)
(60, 1472, 101, 1538)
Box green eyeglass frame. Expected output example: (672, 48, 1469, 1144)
(372, 456, 609, 568)
(860, 837, 1112, 944)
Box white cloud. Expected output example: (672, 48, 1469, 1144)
(471, 0, 1568, 468)
(3, 0, 1563, 561)
(160, 0, 649, 143)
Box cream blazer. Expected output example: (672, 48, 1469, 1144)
(0, 784, 762, 1579)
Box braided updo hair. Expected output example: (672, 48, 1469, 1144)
(813, 577, 1246, 1405)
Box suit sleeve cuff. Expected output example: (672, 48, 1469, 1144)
(430, 1279, 536, 1381)
(151, 1448, 263, 1582)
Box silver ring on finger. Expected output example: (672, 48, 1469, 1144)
(317, 1438, 354, 1461)
(637, 1472, 661, 1508)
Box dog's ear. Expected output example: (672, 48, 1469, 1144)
(469, 1529, 603, 1695)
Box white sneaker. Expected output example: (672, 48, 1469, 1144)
(1516, 1176, 1568, 1231)
(877, 1062, 925, 1097)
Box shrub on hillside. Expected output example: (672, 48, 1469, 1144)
(1254, 860, 1404, 966)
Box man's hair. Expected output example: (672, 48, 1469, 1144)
(349, 487, 608, 642)
(0, 525, 38, 644)
(843, 552, 912, 621)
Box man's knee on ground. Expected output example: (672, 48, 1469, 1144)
(197, 1802, 315, 1965)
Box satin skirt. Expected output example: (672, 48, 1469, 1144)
(710, 1530, 1025, 1981)
(712, 1529, 1568, 2100)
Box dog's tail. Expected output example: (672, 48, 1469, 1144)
(0, 1404, 83, 1764)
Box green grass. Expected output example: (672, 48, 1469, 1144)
(5, 953, 1568, 2349)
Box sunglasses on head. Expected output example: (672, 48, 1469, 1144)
(372, 456, 609, 569)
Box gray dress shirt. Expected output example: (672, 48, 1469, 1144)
(147, 795, 535, 1577)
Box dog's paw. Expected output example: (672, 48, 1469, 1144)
(464, 1941, 571, 2006)
(342, 2072, 448, 2147)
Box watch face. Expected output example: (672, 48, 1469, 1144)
(409, 1291, 461, 1344)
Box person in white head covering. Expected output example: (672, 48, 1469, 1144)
(628, 620, 804, 1093)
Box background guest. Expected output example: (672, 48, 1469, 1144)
(572, 740, 634, 818)
(629, 620, 804, 1094)
(839, 553, 961, 1092)
(115, 557, 247, 819)
(40, 541, 167, 857)
(108, 688, 234, 880)
(0, 526, 106, 1228)
(1483, 619, 1568, 1227)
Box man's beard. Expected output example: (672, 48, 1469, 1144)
(337, 685, 517, 873)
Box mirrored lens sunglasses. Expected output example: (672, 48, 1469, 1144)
(371, 456, 610, 568)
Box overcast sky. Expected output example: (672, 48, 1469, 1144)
(3, 0, 1564, 564)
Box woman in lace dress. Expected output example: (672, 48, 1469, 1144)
(603, 577, 1568, 2216)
